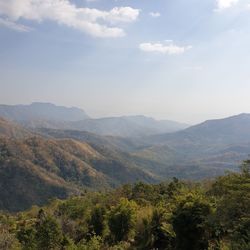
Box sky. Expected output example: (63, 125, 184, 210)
(1, 0, 250, 124)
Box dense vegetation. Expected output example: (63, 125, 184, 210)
(0, 161, 249, 250)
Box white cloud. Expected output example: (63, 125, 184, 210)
(0, 0, 140, 37)
(139, 42, 192, 55)
(0, 17, 32, 32)
(106, 7, 140, 23)
(149, 12, 161, 18)
(216, 0, 239, 9)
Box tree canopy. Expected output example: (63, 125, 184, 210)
(0, 160, 249, 249)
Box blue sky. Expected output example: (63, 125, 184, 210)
(1, 0, 250, 124)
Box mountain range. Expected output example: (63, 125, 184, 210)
(1, 103, 250, 212)
(132, 113, 250, 177)
(0, 103, 188, 137)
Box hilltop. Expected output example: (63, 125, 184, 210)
(0, 102, 90, 122)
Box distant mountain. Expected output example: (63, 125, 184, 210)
(151, 113, 250, 145)
(133, 114, 250, 175)
(0, 103, 188, 137)
(26, 115, 189, 137)
(66, 115, 189, 137)
(0, 102, 90, 122)
(0, 118, 156, 212)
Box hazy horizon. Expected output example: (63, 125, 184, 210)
(1, 0, 250, 124)
(0, 101, 248, 125)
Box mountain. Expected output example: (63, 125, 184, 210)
(133, 114, 250, 175)
(66, 115, 189, 137)
(0, 103, 189, 137)
(37, 128, 148, 153)
(0, 118, 156, 212)
(0, 102, 89, 122)
(37, 114, 250, 180)
(25, 115, 188, 137)
(151, 113, 250, 145)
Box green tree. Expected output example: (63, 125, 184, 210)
(78, 236, 102, 250)
(89, 205, 107, 236)
(108, 198, 137, 243)
(210, 162, 250, 248)
(172, 194, 213, 250)
(136, 208, 175, 250)
(16, 225, 36, 250)
(231, 218, 250, 250)
(35, 210, 63, 250)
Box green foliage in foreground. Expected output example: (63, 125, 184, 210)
(0, 161, 250, 250)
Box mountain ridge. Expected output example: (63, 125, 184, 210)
(150, 113, 250, 145)
(0, 102, 90, 122)
(0, 103, 189, 137)
(132, 113, 250, 177)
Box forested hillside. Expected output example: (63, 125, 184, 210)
(0, 118, 156, 212)
(0, 161, 249, 250)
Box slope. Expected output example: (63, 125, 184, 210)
(0, 119, 156, 212)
